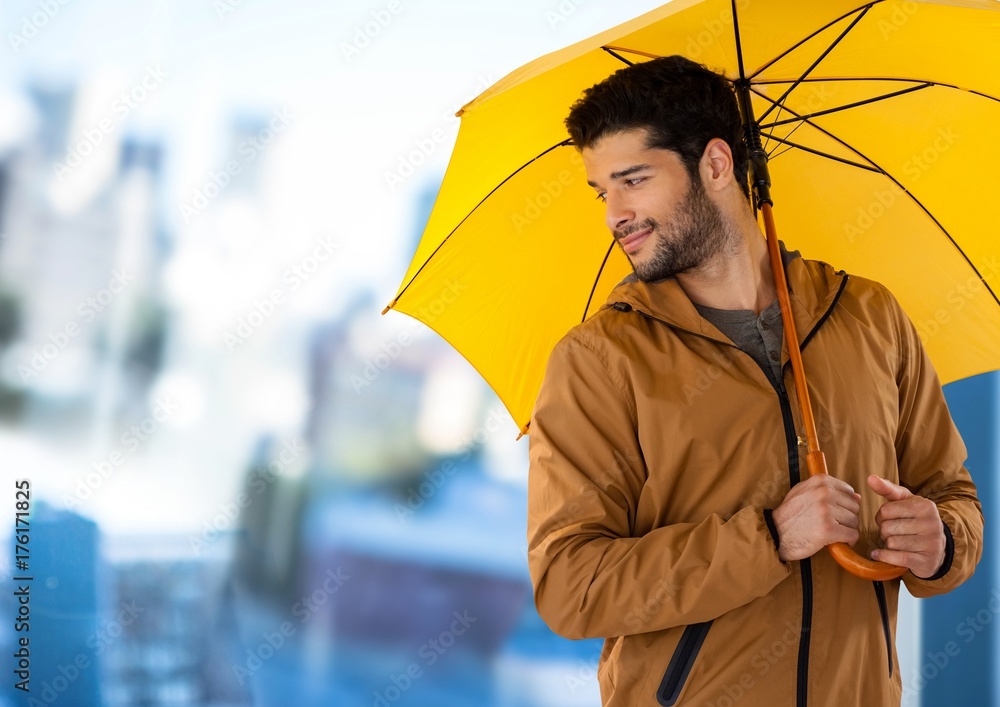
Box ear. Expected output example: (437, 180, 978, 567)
(700, 138, 734, 194)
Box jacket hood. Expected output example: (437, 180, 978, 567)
(602, 241, 849, 346)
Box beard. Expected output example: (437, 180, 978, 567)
(615, 173, 738, 283)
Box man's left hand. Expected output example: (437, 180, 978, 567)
(867, 475, 946, 579)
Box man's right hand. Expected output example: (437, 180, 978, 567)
(771, 475, 861, 562)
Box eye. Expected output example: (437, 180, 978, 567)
(595, 192, 607, 202)
(625, 177, 645, 187)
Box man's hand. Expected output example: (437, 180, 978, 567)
(867, 475, 946, 579)
(772, 475, 861, 562)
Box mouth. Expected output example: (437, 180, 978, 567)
(618, 228, 652, 254)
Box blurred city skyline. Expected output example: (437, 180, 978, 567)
(0, 3, 670, 706)
(0, 1, 995, 706)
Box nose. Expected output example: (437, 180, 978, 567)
(604, 192, 634, 234)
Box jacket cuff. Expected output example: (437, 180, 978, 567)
(919, 521, 955, 581)
(763, 508, 780, 552)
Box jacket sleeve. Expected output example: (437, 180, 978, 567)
(880, 285, 984, 596)
(527, 331, 791, 640)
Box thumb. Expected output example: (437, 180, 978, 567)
(867, 474, 911, 502)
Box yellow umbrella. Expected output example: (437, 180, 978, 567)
(386, 0, 1000, 437)
(383, 0, 1000, 576)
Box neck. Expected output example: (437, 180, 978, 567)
(675, 206, 777, 314)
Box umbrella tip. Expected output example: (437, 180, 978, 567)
(381, 299, 397, 315)
(516, 423, 530, 441)
(455, 108, 464, 117)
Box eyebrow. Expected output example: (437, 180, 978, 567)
(587, 164, 652, 188)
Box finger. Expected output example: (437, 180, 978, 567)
(877, 518, 925, 538)
(831, 505, 860, 529)
(867, 475, 912, 502)
(875, 497, 930, 523)
(801, 474, 855, 497)
(868, 548, 916, 569)
(883, 534, 933, 553)
(833, 524, 861, 547)
(823, 476, 858, 497)
(828, 487, 861, 515)
(810, 477, 860, 507)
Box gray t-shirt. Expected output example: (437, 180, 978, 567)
(695, 299, 784, 389)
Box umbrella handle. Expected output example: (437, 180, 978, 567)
(762, 203, 907, 582)
(804, 450, 907, 581)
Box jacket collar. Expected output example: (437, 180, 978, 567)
(603, 241, 849, 347)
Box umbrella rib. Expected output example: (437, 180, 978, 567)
(732, 0, 748, 80)
(766, 142, 799, 163)
(582, 240, 617, 324)
(757, 6, 874, 125)
(390, 140, 572, 306)
(601, 46, 636, 66)
(752, 88, 1000, 310)
(754, 76, 1000, 105)
(762, 133, 879, 172)
(761, 83, 932, 129)
(750, 1, 885, 79)
(770, 112, 812, 152)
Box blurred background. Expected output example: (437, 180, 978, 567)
(0, 1, 995, 706)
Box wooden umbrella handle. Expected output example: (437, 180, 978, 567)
(762, 203, 906, 582)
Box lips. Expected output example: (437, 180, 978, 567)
(618, 228, 651, 254)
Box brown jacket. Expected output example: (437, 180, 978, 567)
(527, 248, 983, 706)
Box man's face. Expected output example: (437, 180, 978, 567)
(582, 128, 734, 282)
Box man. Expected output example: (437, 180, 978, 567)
(526, 55, 983, 706)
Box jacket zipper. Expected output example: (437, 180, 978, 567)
(873, 581, 894, 676)
(777, 382, 813, 707)
(626, 271, 850, 707)
(777, 273, 850, 707)
(656, 620, 713, 706)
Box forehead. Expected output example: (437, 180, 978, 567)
(581, 129, 684, 181)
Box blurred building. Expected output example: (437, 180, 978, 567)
(101, 535, 249, 707)
(0, 78, 168, 446)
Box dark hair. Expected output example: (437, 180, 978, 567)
(565, 55, 750, 202)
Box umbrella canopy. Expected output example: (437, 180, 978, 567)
(385, 0, 1000, 436)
